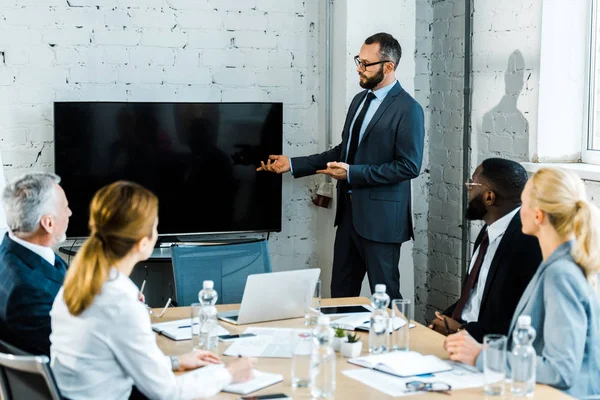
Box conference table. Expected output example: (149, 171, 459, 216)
(153, 297, 573, 399)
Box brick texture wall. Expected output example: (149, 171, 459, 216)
(0, 0, 323, 273)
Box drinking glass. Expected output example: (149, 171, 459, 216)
(391, 299, 412, 351)
(304, 280, 321, 327)
(190, 303, 202, 350)
(483, 334, 507, 395)
(291, 329, 313, 389)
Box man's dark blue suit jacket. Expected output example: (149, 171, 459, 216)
(0, 233, 67, 355)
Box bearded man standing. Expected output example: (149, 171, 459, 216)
(258, 32, 425, 301)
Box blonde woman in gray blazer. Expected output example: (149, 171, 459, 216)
(444, 167, 600, 399)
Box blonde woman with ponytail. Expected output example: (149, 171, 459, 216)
(444, 167, 600, 398)
(49, 181, 254, 400)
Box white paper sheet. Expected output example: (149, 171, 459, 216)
(342, 361, 485, 397)
(151, 318, 229, 341)
(223, 327, 311, 358)
(222, 369, 284, 395)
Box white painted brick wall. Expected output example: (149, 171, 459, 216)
(415, 0, 465, 322)
(0, 0, 321, 273)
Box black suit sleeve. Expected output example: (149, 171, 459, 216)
(290, 143, 344, 178)
(462, 234, 542, 343)
(348, 100, 424, 186)
(6, 283, 53, 355)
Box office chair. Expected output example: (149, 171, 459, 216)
(0, 340, 63, 400)
(171, 239, 272, 306)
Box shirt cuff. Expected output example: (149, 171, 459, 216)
(163, 355, 174, 371)
(212, 364, 233, 387)
(347, 165, 351, 184)
(289, 159, 294, 176)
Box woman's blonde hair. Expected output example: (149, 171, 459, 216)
(529, 167, 600, 278)
(63, 181, 158, 316)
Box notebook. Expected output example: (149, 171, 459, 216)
(151, 318, 229, 341)
(348, 351, 452, 377)
(222, 369, 284, 395)
(331, 313, 415, 331)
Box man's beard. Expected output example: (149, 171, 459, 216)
(359, 66, 385, 89)
(466, 193, 487, 221)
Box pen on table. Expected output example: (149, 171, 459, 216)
(443, 316, 451, 335)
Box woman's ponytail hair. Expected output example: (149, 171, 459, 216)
(530, 168, 600, 278)
(62, 181, 158, 316)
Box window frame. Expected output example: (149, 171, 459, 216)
(583, 0, 600, 164)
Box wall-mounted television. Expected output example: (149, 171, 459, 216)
(54, 102, 282, 239)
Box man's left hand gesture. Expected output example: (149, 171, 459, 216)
(317, 162, 349, 181)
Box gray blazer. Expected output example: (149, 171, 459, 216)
(476, 241, 600, 398)
(291, 81, 425, 244)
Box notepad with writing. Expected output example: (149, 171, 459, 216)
(348, 351, 452, 377)
(222, 369, 283, 395)
(151, 318, 229, 341)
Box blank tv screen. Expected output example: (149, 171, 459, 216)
(54, 102, 282, 238)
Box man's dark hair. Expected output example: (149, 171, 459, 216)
(364, 32, 402, 71)
(479, 158, 528, 204)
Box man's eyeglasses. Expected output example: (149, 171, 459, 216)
(406, 380, 451, 394)
(354, 55, 393, 71)
(465, 179, 484, 191)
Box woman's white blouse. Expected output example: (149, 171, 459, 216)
(50, 269, 231, 400)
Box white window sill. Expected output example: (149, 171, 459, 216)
(521, 162, 600, 182)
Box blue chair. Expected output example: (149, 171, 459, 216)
(171, 239, 272, 306)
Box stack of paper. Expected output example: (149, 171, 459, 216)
(223, 327, 311, 358)
(151, 318, 229, 341)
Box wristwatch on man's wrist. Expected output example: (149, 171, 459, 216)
(170, 355, 180, 371)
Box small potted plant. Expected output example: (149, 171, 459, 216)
(332, 327, 347, 352)
(341, 332, 362, 358)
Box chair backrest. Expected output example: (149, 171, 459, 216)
(0, 340, 63, 400)
(171, 239, 272, 306)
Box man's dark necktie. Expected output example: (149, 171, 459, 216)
(452, 230, 490, 322)
(55, 254, 67, 275)
(346, 92, 376, 165)
(341, 92, 376, 196)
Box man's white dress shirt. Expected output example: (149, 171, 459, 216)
(50, 268, 232, 400)
(9, 231, 55, 266)
(461, 207, 520, 323)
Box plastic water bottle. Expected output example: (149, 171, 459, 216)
(510, 315, 536, 397)
(369, 284, 390, 354)
(310, 315, 336, 398)
(198, 280, 219, 350)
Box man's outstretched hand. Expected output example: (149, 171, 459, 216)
(256, 155, 290, 174)
(317, 162, 349, 181)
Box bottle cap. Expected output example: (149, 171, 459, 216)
(517, 315, 531, 327)
(317, 315, 331, 325)
(203, 280, 214, 289)
(375, 284, 386, 293)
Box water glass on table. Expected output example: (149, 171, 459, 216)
(391, 299, 412, 352)
(291, 329, 313, 389)
(190, 303, 203, 350)
(483, 334, 507, 396)
(304, 280, 321, 327)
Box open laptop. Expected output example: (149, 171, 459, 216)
(218, 268, 321, 325)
